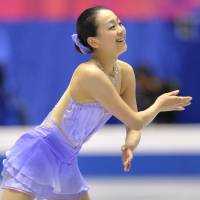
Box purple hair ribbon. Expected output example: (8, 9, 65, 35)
(71, 34, 91, 54)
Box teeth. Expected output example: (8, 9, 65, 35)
(116, 38, 124, 42)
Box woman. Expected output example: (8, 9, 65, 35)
(0, 6, 192, 200)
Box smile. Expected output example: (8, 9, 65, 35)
(116, 38, 125, 42)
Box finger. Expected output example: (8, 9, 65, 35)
(124, 165, 130, 172)
(122, 153, 129, 164)
(172, 97, 192, 107)
(124, 160, 131, 172)
(124, 157, 132, 169)
(178, 102, 192, 107)
(123, 158, 130, 168)
(178, 96, 192, 103)
(124, 162, 129, 171)
(175, 106, 185, 111)
(123, 159, 129, 166)
(166, 90, 180, 96)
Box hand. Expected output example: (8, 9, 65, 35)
(121, 145, 134, 172)
(155, 90, 192, 112)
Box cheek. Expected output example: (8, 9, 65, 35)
(122, 26, 126, 34)
(106, 32, 117, 41)
(100, 33, 115, 44)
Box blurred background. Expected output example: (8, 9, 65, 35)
(0, 0, 200, 199)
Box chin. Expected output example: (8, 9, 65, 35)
(117, 45, 127, 56)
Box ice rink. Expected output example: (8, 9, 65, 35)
(1, 125, 200, 199)
(88, 176, 200, 200)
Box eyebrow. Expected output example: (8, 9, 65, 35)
(106, 17, 120, 24)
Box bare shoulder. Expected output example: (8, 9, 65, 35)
(75, 60, 134, 81)
(117, 59, 135, 75)
(117, 60, 136, 94)
(74, 62, 107, 85)
(69, 62, 108, 101)
(75, 62, 100, 75)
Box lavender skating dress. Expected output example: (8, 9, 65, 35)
(1, 96, 112, 199)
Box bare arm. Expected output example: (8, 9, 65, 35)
(120, 63, 141, 172)
(120, 63, 141, 149)
(79, 65, 192, 131)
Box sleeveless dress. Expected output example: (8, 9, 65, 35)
(0, 96, 112, 200)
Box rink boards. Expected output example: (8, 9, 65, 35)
(0, 124, 200, 176)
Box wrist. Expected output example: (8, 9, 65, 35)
(124, 143, 137, 151)
(121, 144, 135, 152)
(153, 100, 162, 113)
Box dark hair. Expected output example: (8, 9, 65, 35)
(74, 6, 108, 54)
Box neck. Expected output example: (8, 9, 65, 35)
(92, 53, 118, 75)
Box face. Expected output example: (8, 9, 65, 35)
(89, 9, 127, 55)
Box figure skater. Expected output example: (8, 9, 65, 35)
(0, 6, 192, 200)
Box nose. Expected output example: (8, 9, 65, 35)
(117, 25, 125, 35)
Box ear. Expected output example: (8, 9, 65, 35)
(87, 37, 99, 49)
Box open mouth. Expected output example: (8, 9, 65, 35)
(116, 38, 125, 43)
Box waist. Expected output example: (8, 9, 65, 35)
(31, 124, 80, 164)
(40, 117, 82, 149)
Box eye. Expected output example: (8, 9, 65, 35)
(109, 25, 115, 30)
(118, 21, 123, 26)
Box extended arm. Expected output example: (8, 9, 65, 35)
(79, 63, 192, 130)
